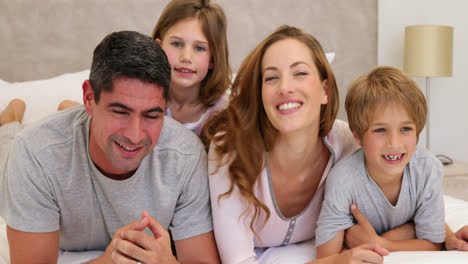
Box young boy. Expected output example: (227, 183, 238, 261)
(316, 66, 445, 257)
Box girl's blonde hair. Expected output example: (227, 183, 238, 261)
(152, 0, 232, 106)
(201, 25, 338, 236)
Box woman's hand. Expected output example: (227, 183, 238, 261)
(336, 243, 389, 264)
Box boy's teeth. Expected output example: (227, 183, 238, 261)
(278, 102, 302, 111)
(384, 154, 403, 161)
(117, 142, 137, 151)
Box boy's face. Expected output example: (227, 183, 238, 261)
(355, 102, 418, 181)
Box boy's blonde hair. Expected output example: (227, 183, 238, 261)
(152, 0, 232, 106)
(345, 66, 427, 139)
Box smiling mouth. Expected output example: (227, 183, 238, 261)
(277, 102, 302, 111)
(383, 153, 404, 161)
(115, 141, 139, 151)
(175, 67, 196, 73)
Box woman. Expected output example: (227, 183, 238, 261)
(201, 25, 388, 263)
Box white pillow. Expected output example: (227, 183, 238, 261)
(0, 70, 89, 125)
(326, 52, 335, 64)
(0, 52, 335, 126)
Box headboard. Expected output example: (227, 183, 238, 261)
(0, 0, 377, 119)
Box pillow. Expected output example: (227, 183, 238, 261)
(326, 52, 335, 64)
(0, 52, 335, 126)
(0, 70, 89, 125)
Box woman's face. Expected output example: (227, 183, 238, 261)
(261, 38, 328, 135)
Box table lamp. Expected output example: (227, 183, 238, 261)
(404, 24, 454, 150)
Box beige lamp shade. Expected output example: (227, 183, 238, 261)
(404, 25, 454, 77)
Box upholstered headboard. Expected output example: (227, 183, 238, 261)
(0, 0, 377, 119)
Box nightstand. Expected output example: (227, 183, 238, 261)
(443, 160, 468, 202)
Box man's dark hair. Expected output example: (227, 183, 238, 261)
(89, 30, 171, 102)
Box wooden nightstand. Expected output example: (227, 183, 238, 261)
(443, 160, 468, 202)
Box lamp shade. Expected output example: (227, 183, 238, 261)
(404, 25, 454, 77)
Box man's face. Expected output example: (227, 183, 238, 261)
(83, 77, 166, 178)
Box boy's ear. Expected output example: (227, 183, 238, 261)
(353, 131, 363, 147)
(155, 38, 161, 45)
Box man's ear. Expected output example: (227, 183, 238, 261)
(353, 131, 363, 147)
(155, 38, 162, 45)
(82, 80, 95, 115)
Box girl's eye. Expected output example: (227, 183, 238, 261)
(401, 126, 413, 132)
(171, 41, 182, 47)
(195, 46, 206, 52)
(373, 128, 385, 133)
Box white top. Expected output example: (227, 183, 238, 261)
(208, 120, 359, 264)
(166, 92, 229, 135)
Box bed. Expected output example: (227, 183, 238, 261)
(1, 0, 467, 263)
(1, 195, 467, 263)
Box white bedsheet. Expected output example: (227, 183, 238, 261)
(1, 195, 467, 263)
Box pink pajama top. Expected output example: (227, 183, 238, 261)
(166, 93, 229, 135)
(208, 120, 358, 264)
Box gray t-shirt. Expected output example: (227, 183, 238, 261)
(316, 148, 445, 246)
(0, 106, 212, 251)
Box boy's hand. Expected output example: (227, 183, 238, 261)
(344, 204, 383, 248)
(445, 225, 468, 251)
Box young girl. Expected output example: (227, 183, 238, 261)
(152, 0, 232, 135)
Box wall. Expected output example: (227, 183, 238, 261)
(0, 0, 377, 120)
(378, 0, 468, 162)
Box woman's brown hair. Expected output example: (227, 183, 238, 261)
(201, 25, 338, 235)
(152, 0, 232, 106)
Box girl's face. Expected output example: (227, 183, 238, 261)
(261, 38, 328, 135)
(157, 18, 212, 92)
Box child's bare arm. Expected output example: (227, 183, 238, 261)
(380, 222, 415, 241)
(379, 238, 442, 251)
(316, 230, 345, 258)
(345, 204, 442, 251)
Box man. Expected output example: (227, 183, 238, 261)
(0, 31, 220, 264)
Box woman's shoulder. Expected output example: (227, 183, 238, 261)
(325, 119, 360, 162)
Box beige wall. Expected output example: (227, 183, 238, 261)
(0, 0, 376, 119)
(378, 0, 468, 162)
